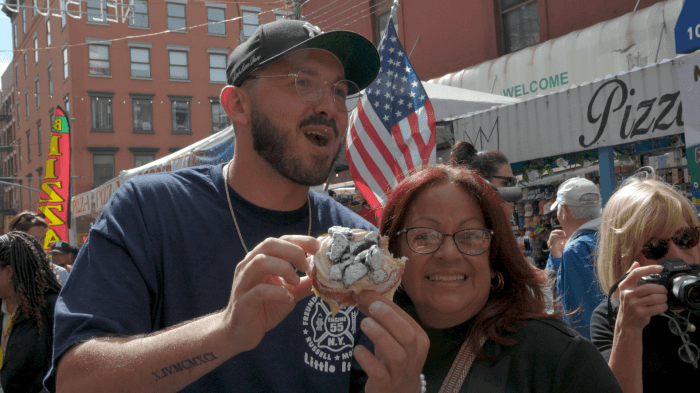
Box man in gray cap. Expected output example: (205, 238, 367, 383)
(546, 177, 606, 339)
(50, 20, 427, 393)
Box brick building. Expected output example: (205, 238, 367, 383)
(0, 0, 290, 226)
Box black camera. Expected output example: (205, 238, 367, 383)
(639, 259, 700, 312)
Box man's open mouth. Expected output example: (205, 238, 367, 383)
(304, 131, 330, 147)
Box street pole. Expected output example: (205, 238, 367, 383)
(293, 0, 302, 20)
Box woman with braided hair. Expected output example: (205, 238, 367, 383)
(0, 231, 62, 392)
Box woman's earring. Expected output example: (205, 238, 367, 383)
(491, 272, 504, 292)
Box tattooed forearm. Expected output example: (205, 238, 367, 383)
(151, 352, 218, 381)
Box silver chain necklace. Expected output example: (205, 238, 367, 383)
(223, 162, 312, 253)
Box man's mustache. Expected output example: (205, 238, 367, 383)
(299, 115, 338, 139)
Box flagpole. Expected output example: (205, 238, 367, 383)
(390, 0, 399, 36)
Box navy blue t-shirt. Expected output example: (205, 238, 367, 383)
(50, 165, 376, 392)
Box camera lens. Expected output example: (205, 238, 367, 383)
(671, 275, 700, 311)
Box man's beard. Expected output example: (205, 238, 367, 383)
(250, 107, 343, 186)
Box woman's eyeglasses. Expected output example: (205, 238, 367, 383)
(397, 227, 494, 256)
(490, 175, 518, 187)
(641, 227, 700, 260)
(246, 68, 361, 112)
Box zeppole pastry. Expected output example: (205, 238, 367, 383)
(310, 226, 406, 315)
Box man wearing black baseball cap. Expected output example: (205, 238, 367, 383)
(51, 20, 426, 393)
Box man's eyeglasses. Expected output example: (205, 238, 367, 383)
(641, 227, 700, 260)
(246, 68, 361, 112)
(490, 175, 518, 187)
(397, 227, 494, 256)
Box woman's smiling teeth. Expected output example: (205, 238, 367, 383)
(428, 275, 466, 282)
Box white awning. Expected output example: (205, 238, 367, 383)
(451, 52, 691, 164)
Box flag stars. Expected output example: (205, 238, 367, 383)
(389, 47, 395, 53)
(390, 35, 397, 42)
(410, 91, 416, 97)
(411, 81, 419, 88)
(405, 66, 411, 73)
(374, 101, 380, 108)
(400, 87, 405, 94)
(401, 76, 408, 82)
(398, 99, 404, 105)
(395, 110, 402, 117)
(383, 114, 389, 121)
(408, 102, 414, 109)
(375, 89, 381, 95)
(420, 95, 425, 100)
(385, 81, 392, 88)
(385, 92, 391, 99)
(384, 103, 390, 110)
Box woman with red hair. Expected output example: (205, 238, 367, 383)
(380, 165, 620, 392)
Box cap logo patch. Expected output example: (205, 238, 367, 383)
(303, 22, 323, 37)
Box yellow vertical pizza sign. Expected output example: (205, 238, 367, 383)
(38, 106, 71, 250)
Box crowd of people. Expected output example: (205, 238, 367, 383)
(2, 19, 699, 392)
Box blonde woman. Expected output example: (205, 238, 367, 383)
(591, 172, 700, 392)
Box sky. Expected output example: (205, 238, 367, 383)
(0, 12, 12, 91)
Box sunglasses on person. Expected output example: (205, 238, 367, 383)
(641, 227, 700, 260)
(490, 175, 518, 187)
(246, 68, 361, 112)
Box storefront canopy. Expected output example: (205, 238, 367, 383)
(449, 52, 691, 164)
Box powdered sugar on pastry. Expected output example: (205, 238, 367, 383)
(310, 227, 406, 315)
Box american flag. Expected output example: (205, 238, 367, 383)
(346, 19, 436, 216)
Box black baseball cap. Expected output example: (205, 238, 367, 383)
(226, 20, 380, 90)
(50, 240, 72, 254)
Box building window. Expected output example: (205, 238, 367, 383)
(26, 130, 31, 162)
(49, 109, 54, 127)
(210, 100, 230, 134)
(169, 95, 191, 134)
(500, 0, 540, 54)
(129, 147, 159, 168)
(25, 91, 29, 118)
(209, 53, 226, 83)
(241, 7, 260, 41)
(35, 78, 40, 108)
(129, 0, 149, 28)
(48, 64, 53, 96)
(24, 53, 27, 77)
(34, 37, 39, 63)
(61, 0, 66, 28)
(274, 11, 286, 21)
(89, 91, 114, 132)
(86, 0, 107, 23)
(16, 103, 20, 126)
(32, 0, 36, 17)
(37, 121, 42, 156)
(22, 9, 26, 33)
(207, 7, 225, 35)
(88, 44, 110, 76)
(88, 147, 119, 188)
(14, 63, 18, 88)
(63, 47, 68, 79)
(13, 23, 17, 48)
(167, 3, 186, 30)
(131, 94, 154, 133)
(169, 50, 188, 80)
(63, 94, 69, 116)
(130, 47, 150, 78)
(46, 18, 51, 46)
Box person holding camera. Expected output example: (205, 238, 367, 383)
(591, 172, 700, 392)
